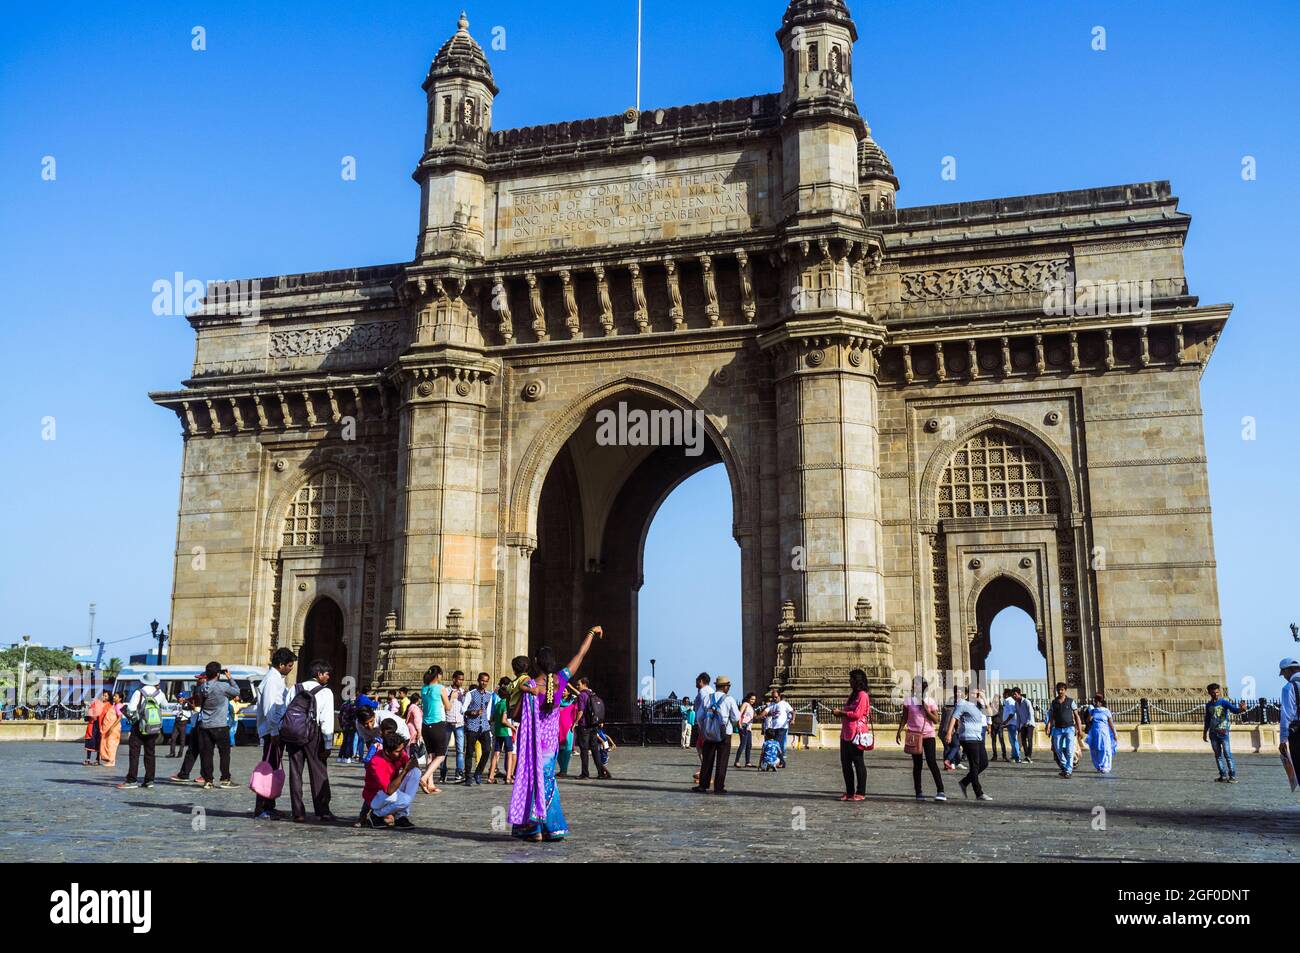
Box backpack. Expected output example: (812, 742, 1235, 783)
(699, 691, 731, 743)
(279, 683, 324, 745)
(338, 701, 357, 731)
(136, 688, 164, 735)
(583, 692, 606, 728)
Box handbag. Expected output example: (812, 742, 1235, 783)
(249, 759, 285, 799)
(904, 729, 923, 755)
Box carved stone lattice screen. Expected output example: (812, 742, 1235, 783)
(282, 469, 373, 546)
(937, 430, 1062, 519)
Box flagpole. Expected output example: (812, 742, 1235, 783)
(636, 0, 642, 112)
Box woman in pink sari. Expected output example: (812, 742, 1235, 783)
(98, 692, 124, 767)
(509, 625, 603, 842)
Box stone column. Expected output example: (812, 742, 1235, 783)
(381, 275, 498, 690)
(761, 316, 893, 702)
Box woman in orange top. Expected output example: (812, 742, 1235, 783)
(98, 692, 123, 767)
(83, 690, 109, 765)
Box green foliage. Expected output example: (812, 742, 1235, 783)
(0, 645, 77, 674)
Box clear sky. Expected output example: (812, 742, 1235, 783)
(1, 1, 1296, 700)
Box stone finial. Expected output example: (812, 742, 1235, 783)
(457, 11, 469, 33)
(446, 608, 463, 631)
(383, 610, 398, 633)
(780, 600, 796, 626)
(854, 597, 873, 623)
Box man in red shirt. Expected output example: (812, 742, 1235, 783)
(356, 733, 421, 829)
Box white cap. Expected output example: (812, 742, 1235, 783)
(1279, 658, 1300, 673)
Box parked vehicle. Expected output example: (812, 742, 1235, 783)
(112, 665, 265, 744)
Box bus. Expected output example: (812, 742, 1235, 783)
(112, 665, 267, 744)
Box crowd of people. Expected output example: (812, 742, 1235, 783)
(100, 627, 611, 842)
(91, 634, 1300, 839)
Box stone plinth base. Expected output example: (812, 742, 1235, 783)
(374, 626, 483, 692)
(772, 619, 894, 704)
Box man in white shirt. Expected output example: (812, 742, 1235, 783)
(760, 689, 794, 768)
(253, 647, 296, 819)
(116, 672, 168, 789)
(997, 689, 1018, 762)
(1278, 657, 1300, 785)
(285, 659, 338, 824)
(692, 675, 742, 794)
(1008, 688, 1036, 763)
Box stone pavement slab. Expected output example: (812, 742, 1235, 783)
(1, 742, 1294, 863)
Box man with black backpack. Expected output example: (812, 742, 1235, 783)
(574, 677, 610, 780)
(116, 672, 168, 790)
(280, 659, 338, 824)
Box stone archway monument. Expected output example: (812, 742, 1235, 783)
(152, 2, 1231, 717)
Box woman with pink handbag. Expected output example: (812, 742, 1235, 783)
(897, 677, 946, 802)
(831, 668, 871, 801)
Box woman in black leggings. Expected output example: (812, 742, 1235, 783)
(833, 669, 871, 801)
(896, 678, 945, 801)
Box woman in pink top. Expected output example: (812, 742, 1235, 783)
(405, 696, 423, 760)
(831, 669, 871, 801)
(896, 677, 945, 801)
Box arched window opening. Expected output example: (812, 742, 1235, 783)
(938, 429, 1062, 519)
(282, 469, 372, 547)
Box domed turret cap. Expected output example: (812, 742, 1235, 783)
(858, 130, 898, 187)
(778, 0, 858, 42)
(426, 12, 498, 94)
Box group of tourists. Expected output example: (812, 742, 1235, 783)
(245, 626, 609, 841)
(91, 633, 1299, 844)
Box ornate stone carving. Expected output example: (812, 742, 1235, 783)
(664, 258, 684, 330)
(521, 379, 546, 402)
(700, 254, 720, 326)
(491, 274, 513, 344)
(559, 269, 580, 338)
(736, 248, 756, 321)
(629, 262, 650, 333)
(269, 320, 403, 359)
(594, 265, 614, 336)
(526, 271, 547, 342)
(899, 258, 1068, 302)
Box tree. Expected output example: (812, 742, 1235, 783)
(0, 646, 78, 702)
(105, 657, 124, 678)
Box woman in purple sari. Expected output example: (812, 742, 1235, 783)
(509, 625, 603, 842)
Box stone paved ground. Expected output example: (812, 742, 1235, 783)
(1, 742, 1295, 862)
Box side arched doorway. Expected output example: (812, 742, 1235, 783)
(299, 597, 347, 700)
(972, 574, 1049, 694)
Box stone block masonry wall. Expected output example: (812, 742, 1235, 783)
(167, 433, 265, 665)
(1082, 367, 1224, 692)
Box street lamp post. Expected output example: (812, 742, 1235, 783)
(150, 619, 168, 664)
(17, 634, 32, 709)
(650, 658, 657, 705)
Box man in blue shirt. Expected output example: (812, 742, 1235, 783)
(462, 672, 495, 785)
(1202, 683, 1243, 783)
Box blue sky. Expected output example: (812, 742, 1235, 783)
(1, 1, 1296, 700)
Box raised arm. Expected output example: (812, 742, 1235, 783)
(566, 625, 603, 677)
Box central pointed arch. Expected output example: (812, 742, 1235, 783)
(509, 374, 750, 545)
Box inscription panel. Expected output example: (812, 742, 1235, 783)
(491, 151, 770, 255)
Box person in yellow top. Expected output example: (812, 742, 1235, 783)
(506, 656, 531, 712)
